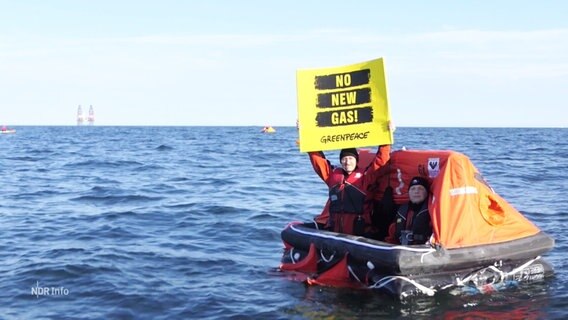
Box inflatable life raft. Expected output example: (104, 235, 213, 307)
(279, 149, 555, 299)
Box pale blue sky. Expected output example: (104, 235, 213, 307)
(1, 1, 566, 127)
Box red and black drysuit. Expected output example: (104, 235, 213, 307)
(308, 145, 391, 236)
(385, 201, 432, 245)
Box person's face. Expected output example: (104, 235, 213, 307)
(341, 155, 357, 174)
(409, 185, 428, 204)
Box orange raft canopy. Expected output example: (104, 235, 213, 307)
(371, 149, 541, 249)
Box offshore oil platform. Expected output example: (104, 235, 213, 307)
(77, 105, 95, 125)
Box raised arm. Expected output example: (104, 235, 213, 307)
(308, 151, 333, 182)
(367, 120, 394, 173)
(370, 145, 391, 171)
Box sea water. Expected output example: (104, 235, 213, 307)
(0, 126, 566, 319)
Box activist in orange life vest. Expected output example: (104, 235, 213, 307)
(308, 122, 394, 236)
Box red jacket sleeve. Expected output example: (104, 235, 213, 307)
(362, 144, 391, 186)
(308, 151, 332, 183)
(371, 145, 391, 170)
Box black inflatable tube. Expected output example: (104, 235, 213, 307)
(281, 223, 555, 275)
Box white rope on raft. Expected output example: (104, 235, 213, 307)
(320, 250, 336, 263)
(369, 275, 436, 297)
(456, 256, 541, 286)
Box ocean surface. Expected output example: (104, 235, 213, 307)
(0, 126, 566, 319)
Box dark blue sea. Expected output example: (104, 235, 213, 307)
(0, 126, 566, 319)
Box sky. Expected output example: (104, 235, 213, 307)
(0, 1, 567, 127)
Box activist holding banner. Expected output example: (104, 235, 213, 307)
(308, 122, 394, 236)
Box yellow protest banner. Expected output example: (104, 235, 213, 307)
(296, 57, 393, 152)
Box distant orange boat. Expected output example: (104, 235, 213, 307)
(261, 126, 276, 133)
